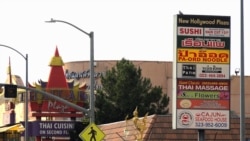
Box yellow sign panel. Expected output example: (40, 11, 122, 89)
(177, 48, 229, 64)
(79, 123, 105, 141)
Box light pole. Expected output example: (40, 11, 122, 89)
(240, 0, 245, 140)
(0, 44, 29, 141)
(45, 18, 95, 123)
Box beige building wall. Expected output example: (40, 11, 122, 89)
(0, 94, 6, 127)
(230, 76, 250, 116)
(0, 75, 26, 126)
(64, 60, 173, 113)
(64, 61, 250, 117)
(1, 61, 248, 127)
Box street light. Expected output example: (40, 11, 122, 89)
(240, 0, 245, 140)
(45, 18, 95, 123)
(0, 44, 29, 141)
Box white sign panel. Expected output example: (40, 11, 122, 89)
(177, 63, 229, 79)
(204, 28, 230, 37)
(176, 109, 229, 129)
(177, 27, 203, 36)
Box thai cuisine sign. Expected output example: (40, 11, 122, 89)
(22, 121, 78, 136)
(172, 14, 230, 130)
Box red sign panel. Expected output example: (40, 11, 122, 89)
(177, 79, 230, 91)
(177, 99, 229, 110)
(30, 101, 84, 113)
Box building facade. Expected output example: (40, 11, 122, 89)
(64, 60, 250, 117)
(0, 48, 88, 141)
(0, 56, 249, 140)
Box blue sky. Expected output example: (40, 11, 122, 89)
(0, 0, 249, 83)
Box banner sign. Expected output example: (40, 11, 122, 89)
(178, 27, 230, 37)
(28, 121, 78, 136)
(177, 49, 229, 64)
(176, 109, 229, 129)
(204, 28, 230, 37)
(30, 101, 84, 113)
(177, 63, 230, 79)
(177, 36, 230, 49)
(177, 79, 230, 91)
(177, 99, 230, 109)
(176, 15, 230, 28)
(177, 91, 229, 100)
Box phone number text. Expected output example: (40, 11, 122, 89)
(195, 122, 227, 128)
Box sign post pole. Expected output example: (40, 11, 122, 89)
(198, 129, 205, 141)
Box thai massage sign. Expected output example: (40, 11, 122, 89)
(177, 80, 230, 110)
(172, 14, 230, 130)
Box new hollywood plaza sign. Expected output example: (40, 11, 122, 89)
(173, 14, 231, 130)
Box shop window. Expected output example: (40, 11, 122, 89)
(5, 132, 21, 141)
(5, 101, 15, 111)
(18, 93, 24, 102)
(5, 101, 9, 111)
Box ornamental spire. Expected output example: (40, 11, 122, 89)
(7, 56, 13, 84)
(49, 46, 64, 66)
(46, 46, 68, 88)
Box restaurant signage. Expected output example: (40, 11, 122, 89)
(176, 109, 229, 129)
(173, 14, 230, 130)
(177, 49, 229, 64)
(23, 121, 79, 136)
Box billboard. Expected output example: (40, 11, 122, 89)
(172, 14, 230, 130)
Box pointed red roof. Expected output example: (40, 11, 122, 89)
(46, 47, 68, 88)
(54, 46, 60, 57)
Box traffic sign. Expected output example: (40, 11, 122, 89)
(79, 123, 105, 141)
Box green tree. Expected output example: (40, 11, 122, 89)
(95, 58, 169, 124)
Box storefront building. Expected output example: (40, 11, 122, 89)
(64, 60, 250, 117)
(0, 47, 88, 141)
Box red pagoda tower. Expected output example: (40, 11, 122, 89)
(29, 47, 87, 118)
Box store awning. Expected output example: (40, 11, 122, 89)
(0, 124, 25, 133)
